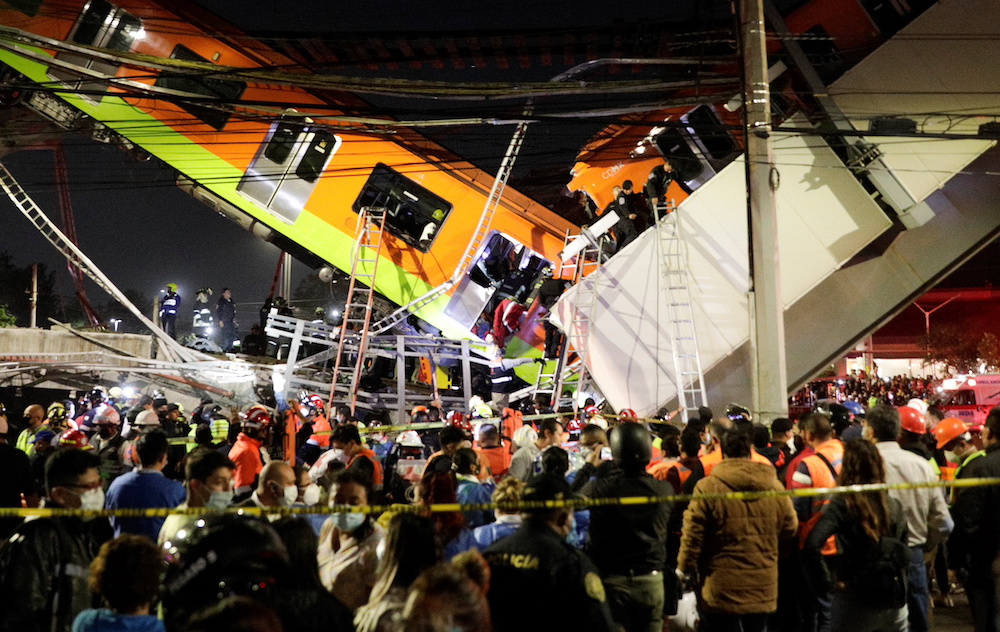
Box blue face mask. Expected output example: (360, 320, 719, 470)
(331, 511, 366, 533)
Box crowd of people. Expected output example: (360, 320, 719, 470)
(790, 371, 939, 411)
(0, 388, 997, 632)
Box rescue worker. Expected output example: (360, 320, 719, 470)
(160, 283, 181, 339)
(15, 404, 47, 456)
(490, 298, 526, 352)
(229, 405, 272, 498)
(478, 423, 512, 481)
(949, 406, 1000, 632)
(789, 412, 844, 632)
(217, 287, 237, 352)
(331, 423, 383, 493)
(483, 473, 615, 632)
(934, 416, 983, 505)
(87, 404, 128, 491)
(581, 423, 672, 632)
(296, 392, 331, 466)
(192, 286, 214, 339)
(490, 354, 544, 409)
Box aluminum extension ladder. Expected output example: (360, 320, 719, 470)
(329, 207, 387, 413)
(534, 230, 606, 410)
(655, 201, 707, 423)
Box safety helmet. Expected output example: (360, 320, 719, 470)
(565, 417, 585, 435)
(610, 423, 653, 470)
(842, 400, 865, 418)
(273, 296, 286, 308)
(108, 386, 123, 400)
(898, 406, 926, 435)
(397, 430, 424, 448)
(135, 410, 161, 427)
(431, 208, 445, 222)
(92, 404, 121, 427)
(512, 425, 538, 448)
(197, 404, 223, 425)
(584, 405, 600, 417)
(46, 402, 68, 424)
(907, 398, 929, 418)
(197, 287, 212, 296)
(162, 516, 289, 631)
(58, 429, 93, 450)
(410, 405, 429, 417)
(619, 409, 638, 421)
(816, 402, 852, 436)
(473, 404, 494, 419)
(166, 283, 178, 292)
(241, 405, 272, 431)
(299, 393, 325, 416)
(726, 403, 753, 423)
(87, 388, 107, 405)
(933, 417, 970, 450)
(446, 410, 472, 432)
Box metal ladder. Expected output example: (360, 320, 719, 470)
(0, 161, 202, 363)
(329, 207, 387, 413)
(369, 117, 531, 335)
(656, 202, 707, 423)
(534, 231, 605, 410)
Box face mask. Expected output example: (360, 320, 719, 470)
(73, 487, 105, 512)
(327, 448, 346, 464)
(331, 511, 366, 533)
(944, 449, 959, 464)
(98, 426, 114, 440)
(206, 489, 233, 510)
(281, 484, 298, 507)
(302, 483, 321, 507)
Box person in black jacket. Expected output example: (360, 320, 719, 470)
(580, 423, 672, 632)
(950, 406, 1000, 632)
(483, 474, 614, 632)
(0, 449, 108, 632)
(216, 288, 238, 352)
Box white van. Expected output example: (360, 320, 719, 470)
(940, 374, 1000, 427)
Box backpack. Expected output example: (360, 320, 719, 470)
(852, 532, 910, 608)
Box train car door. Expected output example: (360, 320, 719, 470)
(238, 118, 342, 225)
(445, 231, 552, 334)
(47, 0, 143, 104)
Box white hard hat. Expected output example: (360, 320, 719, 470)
(135, 410, 161, 426)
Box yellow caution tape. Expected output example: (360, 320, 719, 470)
(1, 477, 996, 519)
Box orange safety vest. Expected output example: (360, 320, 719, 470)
(797, 439, 843, 554)
(480, 445, 512, 481)
(350, 447, 384, 489)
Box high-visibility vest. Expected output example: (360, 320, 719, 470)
(350, 448, 384, 489)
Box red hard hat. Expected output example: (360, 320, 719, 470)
(58, 429, 93, 450)
(933, 417, 969, 450)
(566, 417, 585, 434)
(584, 405, 600, 416)
(619, 409, 638, 420)
(241, 405, 272, 430)
(898, 406, 926, 435)
(446, 411, 472, 432)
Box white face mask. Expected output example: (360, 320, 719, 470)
(302, 483, 321, 507)
(206, 489, 233, 510)
(75, 487, 105, 512)
(331, 511, 366, 533)
(281, 484, 298, 507)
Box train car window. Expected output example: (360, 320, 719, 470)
(71, 0, 114, 47)
(107, 12, 143, 52)
(684, 105, 738, 161)
(8, 0, 44, 16)
(353, 163, 453, 253)
(154, 44, 247, 131)
(262, 121, 301, 165)
(295, 130, 338, 183)
(654, 128, 704, 182)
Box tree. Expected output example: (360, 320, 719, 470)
(292, 271, 348, 319)
(0, 304, 16, 328)
(100, 288, 155, 335)
(0, 252, 61, 327)
(923, 324, 984, 373)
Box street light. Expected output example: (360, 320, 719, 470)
(109, 318, 121, 332)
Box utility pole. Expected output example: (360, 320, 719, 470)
(29, 263, 38, 328)
(742, 0, 787, 424)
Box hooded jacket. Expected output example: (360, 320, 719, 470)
(677, 458, 798, 614)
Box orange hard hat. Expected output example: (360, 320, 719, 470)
(898, 406, 926, 435)
(933, 417, 969, 449)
